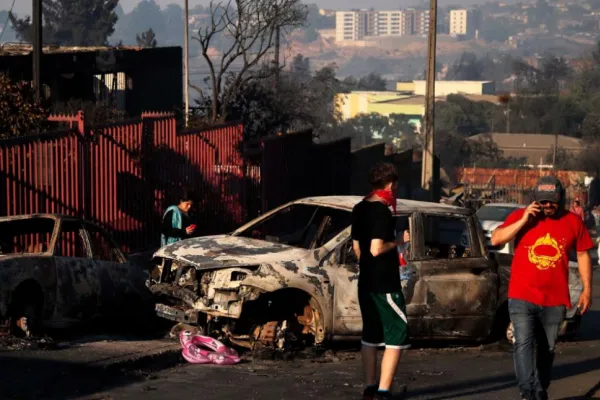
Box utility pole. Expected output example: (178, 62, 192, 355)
(421, 0, 438, 200)
(552, 132, 558, 171)
(274, 25, 280, 89)
(274, 4, 280, 92)
(184, 0, 190, 127)
(32, 0, 42, 102)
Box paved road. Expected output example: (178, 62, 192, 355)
(1, 278, 598, 400)
(79, 275, 600, 400)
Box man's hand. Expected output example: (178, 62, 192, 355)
(577, 290, 592, 315)
(185, 225, 196, 235)
(521, 201, 541, 222)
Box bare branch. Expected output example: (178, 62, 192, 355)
(191, 0, 307, 122)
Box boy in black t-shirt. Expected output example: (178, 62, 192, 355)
(352, 163, 410, 400)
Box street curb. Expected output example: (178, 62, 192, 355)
(86, 343, 183, 374)
(585, 380, 600, 399)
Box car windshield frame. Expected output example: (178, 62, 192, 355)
(476, 205, 523, 222)
(232, 203, 353, 249)
(0, 217, 58, 255)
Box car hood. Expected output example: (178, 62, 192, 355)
(153, 235, 310, 271)
(480, 220, 503, 233)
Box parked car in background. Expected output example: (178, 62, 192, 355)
(474, 203, 526, 254)
(0, 215, 154, 337)
(148, 196, 502, 350)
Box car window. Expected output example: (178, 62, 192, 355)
(85, 224, 123, 263)
(341, 239, 358, 265)
(236, 205, 352, 249)
(55, 221, 89, 258)
(0, 218, 55, 255)
(421, 215, 474, 259)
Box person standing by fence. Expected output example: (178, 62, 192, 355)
(161, 189, 196, 246)
(491, 176, 594, 400)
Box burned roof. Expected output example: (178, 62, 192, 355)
(0, 43, 145, 56)
(295, 196, 471, 215)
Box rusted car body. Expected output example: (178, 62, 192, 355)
(0, 214, 153, 336)
(148, 196, 500, 348)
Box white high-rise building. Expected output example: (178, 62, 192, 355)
(335, 9, 431, 41)
(335, 11, 369, 42)
(373, 11, 413, 36)
(449, 9, 481, 38)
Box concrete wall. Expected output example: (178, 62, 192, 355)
(412, 80, 495, 96)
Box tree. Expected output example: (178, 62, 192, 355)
(112, 0, 165, 45)
(195, 0, 307, 123)
(10, 0, 119, 46)
(136, 28, 157, 48)
(446, 52, 486, 81)
(291, 54, 310, 76)
(0, 74, 48, 138)
(226, 63, 341, 140)
(342, 73, 387, 91)
(162, 4, 184, 46)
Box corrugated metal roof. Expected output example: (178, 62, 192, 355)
(468, 133, 584, 165)
(0, 43, 144, 56)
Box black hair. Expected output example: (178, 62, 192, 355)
(368, 162, 399, 190)
(179, 188, 194, 203)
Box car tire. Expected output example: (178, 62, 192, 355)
(10, 281, 44, 338)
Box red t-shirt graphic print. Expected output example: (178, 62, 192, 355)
(499, 208, 594, 308)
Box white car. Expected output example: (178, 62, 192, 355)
(475, 203, 526, 254)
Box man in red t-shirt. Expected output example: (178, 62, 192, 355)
(491, 176, 594, 400)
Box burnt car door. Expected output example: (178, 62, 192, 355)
(329, 214, 418, 337)
(408, 212, 499, 339)
(53, 219, 101, 324)
(82, 223, 127, 316)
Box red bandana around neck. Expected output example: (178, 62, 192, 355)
(365, 189, 396, 213)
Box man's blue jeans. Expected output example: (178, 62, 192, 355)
(508, 299, 566, 399)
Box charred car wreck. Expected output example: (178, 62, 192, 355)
(148, 196, 507, 349)
(0, 215, 153, 337)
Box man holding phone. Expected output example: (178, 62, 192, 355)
(491, 176, 594, 400)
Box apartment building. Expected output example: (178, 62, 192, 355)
(413, 9, 430, 35)
(374, 10, 413, 36)
(449, 9, 481, 38)
(335, 11, 369, 41)
(335, 9, 430, 41)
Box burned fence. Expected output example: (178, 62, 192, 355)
(0, 112, 246, 252)
(457, 167, 588, 210)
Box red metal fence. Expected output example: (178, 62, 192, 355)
(0, 113, 246, 252)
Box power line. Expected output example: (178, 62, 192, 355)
(0, 0, 17, 44)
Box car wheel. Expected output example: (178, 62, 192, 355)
(506, 321, 516, 345)
(10, 282, 44, 338)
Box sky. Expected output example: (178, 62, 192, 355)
(5, 0, 492, 17)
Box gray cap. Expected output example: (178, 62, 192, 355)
(533, 175, 563, 203)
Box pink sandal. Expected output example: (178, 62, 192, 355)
(181, 344, 213, 364)
(190, 335, 241, 365)
(179, 330, 194, 348)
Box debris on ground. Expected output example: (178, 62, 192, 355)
(0, 335, 58, 351)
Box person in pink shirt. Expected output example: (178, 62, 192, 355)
(571, 199, 585, 221)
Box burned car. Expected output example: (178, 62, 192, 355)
(149, 196, 503, 349)
(0, 214, 154, 337)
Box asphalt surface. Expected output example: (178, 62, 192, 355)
(1, 277, 599, 400)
